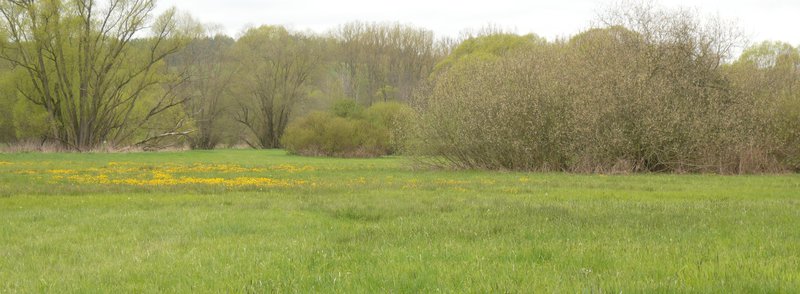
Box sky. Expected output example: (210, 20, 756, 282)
(155, 0, 799, 46)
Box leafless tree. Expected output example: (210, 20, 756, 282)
(232, 26, 324, 149)
(171, 21, 237, 149)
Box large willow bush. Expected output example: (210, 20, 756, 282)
(413, 5, 800, 173)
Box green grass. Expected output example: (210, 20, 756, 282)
(1, 150, 799, 292)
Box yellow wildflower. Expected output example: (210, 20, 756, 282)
(435, 179, 469, 185)
(271, 164, 316, 173)
(47, 169, 78, 175)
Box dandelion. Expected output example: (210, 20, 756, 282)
(67, 174, 108, 184)
(435, 179, 469, 185)
(402, 179, 419, 189)
(480, 179, 497, 185)
(271, 164, 316, 173)
(47, 169, 78, 175)
(38, 162, 316, 189)
(108, 161, 135, 167)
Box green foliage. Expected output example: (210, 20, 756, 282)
(331, 99, 363, 118)
(364, 102, 415, 155)
(12, 97, 49, 140)
(0, 1, 192, 150)
(0, 69, 17, 142)
(284, 101, 414, 157)
(738, 41, 800, 70)
(232, 25, 325, 149)
(728, 41, 800, 171)
(282, 112, 389, 157)
(434, 33, 545, 73)
(364, 102, 413, 129)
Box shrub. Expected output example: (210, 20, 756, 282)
(282, 112, 389, 158)
(364, 102, 414, 154)
(331, 99, 363, 119)
(411, 5, 800, 173)
(413, 46, 574, 171)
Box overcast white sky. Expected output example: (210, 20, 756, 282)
(155, 0, 799, 46)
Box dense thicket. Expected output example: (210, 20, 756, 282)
(413, 4, 800, 173)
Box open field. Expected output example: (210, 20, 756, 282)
(0, 150, 799, 292)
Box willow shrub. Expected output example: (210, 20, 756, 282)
(412, 45, 576, 171)
(282, 112, 389, 158)
(412, 28, 800, 173)
(363, 102, 415, 155)
(282, 101, 414, 158)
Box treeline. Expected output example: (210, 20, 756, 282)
(0, 0, 448, 151)
(0, 0, 798, 173)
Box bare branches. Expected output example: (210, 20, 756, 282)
(232, 26, 324, 149)
(331, 22, 442, 105)
(0, 0, 189, 150)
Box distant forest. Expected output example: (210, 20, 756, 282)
(0, 0, 797, 173)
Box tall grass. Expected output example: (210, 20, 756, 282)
(1, 150, 799, 292)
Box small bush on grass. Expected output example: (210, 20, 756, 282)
(282, 112, 389, 157)
(364, 102, 415, 154)
(283, 101, 414, 158)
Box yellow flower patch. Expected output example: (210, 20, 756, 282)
(15, 161, 315, 189)
(162, 163, 263, 173)
(434, 179, 469, 185)
(271, 164, 316, 173)
(13, 170, 37, 175)
(480, 179, 497, 185)
(402, 179, 419, 189)
(47, 169, 79, 175)
(107, 161, 135, 166)
(67, 172, 305, 188)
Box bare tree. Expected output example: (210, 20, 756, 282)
(232, 26, 324, 149)
(331, 22, 446, 105)
(170, 20, 237, 150)
(0, 0, 189, 150)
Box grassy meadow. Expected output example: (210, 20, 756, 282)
(0, 150, 799, 292)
